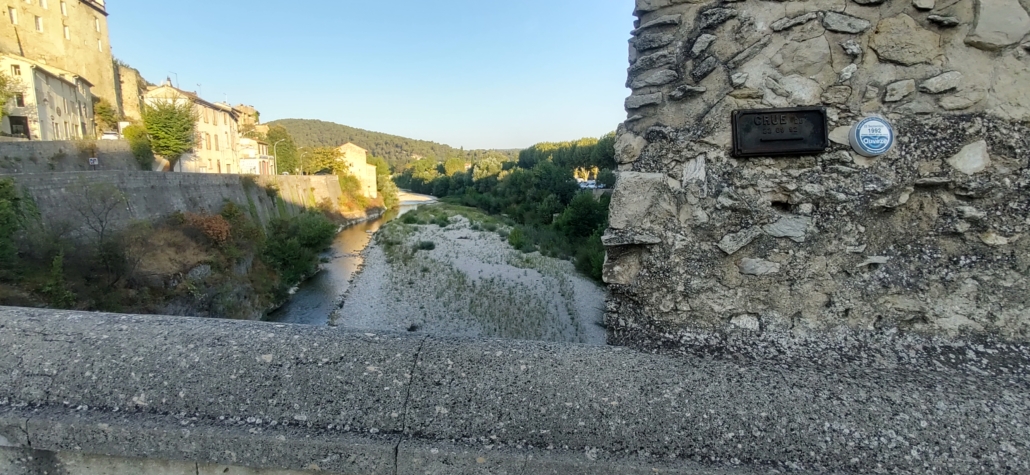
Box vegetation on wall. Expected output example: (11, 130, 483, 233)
(0, 73, 18, 122)
(122, 124, 154, 170)
(0, 177, 341, 319)
(93, 98, 120, 133)
(142, 99, 198, 166)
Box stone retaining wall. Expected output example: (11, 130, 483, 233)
(605, 0, 1030, 346)
(0, 308, 1028, 474)
(0, 140, 140, 174)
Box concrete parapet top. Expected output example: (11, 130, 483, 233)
(1, 307, 1029, 474)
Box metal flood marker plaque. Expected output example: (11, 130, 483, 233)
(731, 107, 829, 158)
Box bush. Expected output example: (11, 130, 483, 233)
(123, 124, 154, 170)
(416, 241, 436, 251)
(183, 213, 232, 244)
(262, 212, 336, 286)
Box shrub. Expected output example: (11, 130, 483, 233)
(416, 241, 436, 251)
(183, 213, 232, 244)
(122, 124, 154, 170)
(262, 212, 336, 286)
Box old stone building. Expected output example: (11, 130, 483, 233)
(1, 0, 116, 105)
(337, 142, 379, 199)
(114, 62, 148, 122)
(606, 0, 1030, 347)
(0, 53, 95, 140)
(145, 81, 241, 174)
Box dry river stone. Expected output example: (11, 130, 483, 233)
(870, 14, 942, 65)
(947, 140, 991, 175)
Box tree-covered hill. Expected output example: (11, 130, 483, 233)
(266, 118, 516, 171)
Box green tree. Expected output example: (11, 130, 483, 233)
(443, 157, 466, 176)
(142, 99, 198, 166)
(0, 73, 19, 122)
(0, 178, 26, 279)
(302, 146, 345, 175)
(266, 125, 299, 174)
(122, 124, 154, 170)
(597, 169, 617, 189)
(93, 98, 120, 133)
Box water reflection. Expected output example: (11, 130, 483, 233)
(267, 203, 420, 325)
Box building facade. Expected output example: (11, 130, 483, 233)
(144, 81, 241, 174)
(1, 53, 94, 140)
(337, 142, 378, 199)
(238, 137, 274, 175)
(1, 0, 116, 105)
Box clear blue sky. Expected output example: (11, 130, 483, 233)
(108, 1, 632, 150)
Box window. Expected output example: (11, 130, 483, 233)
(97, 39, 102, 51)
(9, 8, 17, 25)
(41, 0, 47, 9)
(11, 65, 21, 76)
(203, 109, 209, 123)
(94, 17, 99, 32)
(34, 16, 41, 31)
(214, 134, 219, 151)
(226, 164, 231, 174)
(63, 25, 69, 39)
(213, 111, 218, 126)
(60, 1, 65, 15)
(205, 133, 211, 150)
(14, 93, 24, 107)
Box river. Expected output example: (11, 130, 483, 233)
(266, 192, 435, 326)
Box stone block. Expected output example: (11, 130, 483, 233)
(870, 14, 942, 65)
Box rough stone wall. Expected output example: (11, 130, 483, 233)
(0, 140, 139, 174)
(605, 0, 1030, 345)
(9, 172, 356, 232)
(0, 1, 117, 103)
(115, 64, 147, 122)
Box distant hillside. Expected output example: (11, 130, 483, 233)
(268, 118, 509, 171)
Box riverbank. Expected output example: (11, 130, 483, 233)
(335, 204, 606, 345)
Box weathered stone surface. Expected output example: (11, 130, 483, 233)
(829, 126, 851, 145)
(822, 85, 852, 103)
(635, 0, 690, 13)
(940, 90, 986, 110)
(738, 258, 782, 276)
(631, 32, 676, 51)
(823, 12, 872, 33)
(718, 227, 762, 255)
(928, 14, 961, 27)
(837, 63, 858, 83)
(625, 93, 663, 110)
(852, 0, 886, 4)
(870, 14, 942, 65)
(729, 88, 764, 99)
(670, 84, 707, 100)
(729, 314, 761, 330)
(772, 37, 831, 77)
(946, 140, 991, 175)
(609, 172, 669, 229)
(731, 72, 748, 87)
(919, 71, 963, 93)
(913, 0, 935, 9)
(885, 79, 916, 102)
(628, 49, 676, 73)
(690, 34, 718, 57)
(772, 12, 818, 32)
(698, 8, 737, 30)
(691, 56, 720, 82)
(614, 131, 647, 164)
(965, 0, 1030, 50)
(763, 215, 813, 243)
(602, 230, 662, 246)
(629, 69, 678, 88)
(635, 14, 682, 33)
(840, 39, 863, 56)
(726, 36, 771, 69)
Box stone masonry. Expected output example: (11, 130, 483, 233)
(606, 0, 1030, 348)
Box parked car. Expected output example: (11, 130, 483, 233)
(100, 131, 120, 140)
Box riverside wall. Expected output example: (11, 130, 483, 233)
(604, 0, 1030, 349)
(7, 171, 364, 232)
(0, 140, 141, 174)
(1, 308, 1028, 474)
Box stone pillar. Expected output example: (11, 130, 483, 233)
(605, 0, 1030, 346)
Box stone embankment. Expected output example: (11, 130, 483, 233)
(606, 0, 1030, 348)
(2, 308, 1029, 474)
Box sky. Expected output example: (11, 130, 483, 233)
(107, 0, 633, 150)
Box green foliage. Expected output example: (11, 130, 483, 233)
(266, 125, 299, 174)
(0, 72, 18, 121)
(597, 169, 617, 188)
(122, 124, 154, 170)
(517, 133, 616, 171)
(93, 98, 120, 133)
(40, 252, 75, 308)
(416, 241, 436, 251)
(142, 99, 198, 164)
(262, 212, 336, 286)
(338, 173, 370, 210)
(0, 178, 26, 279)
(302, 146, 345, 175)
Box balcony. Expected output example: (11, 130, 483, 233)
(79, 0, 107, 15)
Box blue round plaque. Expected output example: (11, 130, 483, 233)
(849, 117, 895, 157)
